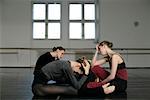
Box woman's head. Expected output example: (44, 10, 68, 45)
(98, 41, 113, 55)
(75, 57, 91, 74)
(52, 46, 65, 59)
(75, 58, 84, 73)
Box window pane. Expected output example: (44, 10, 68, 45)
(69, 23, 82, 39)
(69, 4, 82, 20)
(84, 4, 95, 20)
(48, 4, 61, 20)
(33, 4, 46, 20)
(33, 22, 45, 39)
(84, 23, 95, 39)
(48, 23, 60, 39)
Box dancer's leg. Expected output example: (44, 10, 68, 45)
(91, 65, 110, 80)
(32, 84, 77, 96)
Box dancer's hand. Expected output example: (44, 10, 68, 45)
(96, 44, 100, 51)
(82, 59, 90, 75)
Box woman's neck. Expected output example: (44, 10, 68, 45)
(107, 49, 116, 58)
(50, 52, 57, 58)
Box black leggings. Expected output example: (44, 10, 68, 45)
(79, 71, 127, 97)
(32, 84, 78, 96)
(78, 71, 105, 97)
(109, 78, 127, 92)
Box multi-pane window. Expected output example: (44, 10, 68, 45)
(69, 3, 95, 39)
(32, 2, 96, 40)
(32, 3, 61, 39)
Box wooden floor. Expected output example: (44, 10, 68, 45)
(0, 68, 150, 100)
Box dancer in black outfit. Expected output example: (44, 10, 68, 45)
(33, 46, 65, 75)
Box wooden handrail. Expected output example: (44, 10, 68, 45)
(0, 48, 150, 50)
(0, 52, 18, 54)
(0, 48, 150, 55)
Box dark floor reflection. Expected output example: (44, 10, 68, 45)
(32, 91, 127, 100)
(104, 91, 127, 100)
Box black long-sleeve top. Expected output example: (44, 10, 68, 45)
(33, 52, 55, 75)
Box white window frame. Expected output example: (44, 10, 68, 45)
(69, 3, 96, 40)
(32, 3, 61, 40)
(32, 1, 97, 41)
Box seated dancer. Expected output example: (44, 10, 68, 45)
(33, 46, 65, 84)
(80, 41, 128, 96)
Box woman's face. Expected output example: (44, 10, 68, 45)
(57, 50, 65, 59)
(99, 45, 107, 55)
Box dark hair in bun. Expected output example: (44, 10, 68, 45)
(99, 40, 113, 48)
(52, 46, 65, 51)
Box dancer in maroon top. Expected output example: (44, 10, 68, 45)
(85, 40, 128, 94)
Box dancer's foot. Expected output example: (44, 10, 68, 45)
(102, 83, 115, 94)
